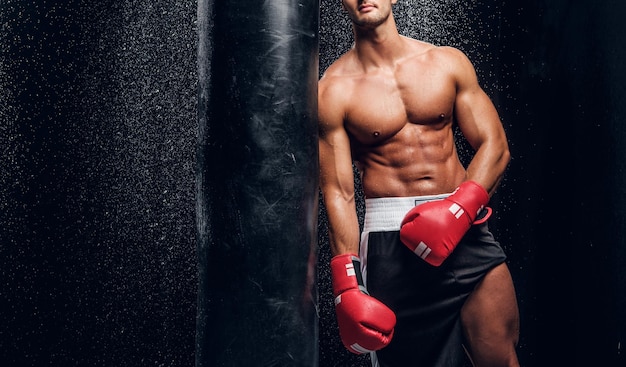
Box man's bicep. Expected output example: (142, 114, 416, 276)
(456, 91, 504, 153)
(449, 48, 504, 147)
(318, 79, 354, 191)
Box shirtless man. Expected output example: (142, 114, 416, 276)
(318, 0, 520, 366)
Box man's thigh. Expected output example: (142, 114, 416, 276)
(460, 263, 520, 365)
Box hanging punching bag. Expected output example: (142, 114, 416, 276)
(195, 1, 319, 366)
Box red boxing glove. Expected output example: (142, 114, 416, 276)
(400, 181, 491, 267)
(330, 254, 396, 354)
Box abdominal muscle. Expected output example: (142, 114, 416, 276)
(352, 121, 468, 199)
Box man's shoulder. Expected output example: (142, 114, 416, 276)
(321, 50, 359, 79)
(432, 45, 469, 58)
(424, 44, 471, 65)
(319, 52, 359, 94)
(403, 39, 467, 61)
(400, 41, 473, 75)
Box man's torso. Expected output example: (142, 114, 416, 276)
(322, 39, 468, 198)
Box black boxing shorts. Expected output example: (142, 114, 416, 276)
(359, 195, 507, 367)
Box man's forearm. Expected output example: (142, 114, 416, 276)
(324, 197, 361, 256)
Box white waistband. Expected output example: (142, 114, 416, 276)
(363, 194, 449, 233)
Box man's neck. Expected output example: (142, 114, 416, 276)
(352, 19, 404, 70)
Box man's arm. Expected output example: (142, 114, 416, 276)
(319, 75, 397, 353)
(399, 48, 510, 266)
(447, 47, 511, 195)
(318, 76, 360, 256)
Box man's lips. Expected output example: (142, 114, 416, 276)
(359, 3, 376, 11)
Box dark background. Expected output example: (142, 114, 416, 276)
(1, 0, 625, 366)
(1, 1, 198, 366)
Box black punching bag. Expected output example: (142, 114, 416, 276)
(195, 1, 319, 366)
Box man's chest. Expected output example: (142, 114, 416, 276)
(343, 70, 456, 141)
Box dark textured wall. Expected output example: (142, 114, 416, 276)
(1, 1, 197, 365)
(497, 1, 626, 365)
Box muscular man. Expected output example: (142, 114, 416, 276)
(318, 0, 520, 366)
